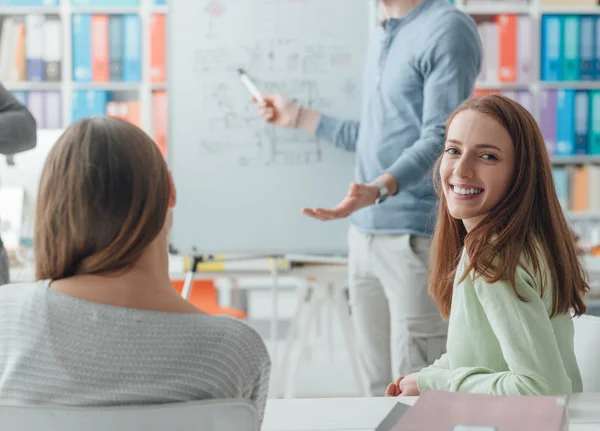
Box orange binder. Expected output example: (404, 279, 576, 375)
(126, 101, 141, 127)
(573, 166, 589, 212)
(150, 14, 166, 83)
(497, 14, 517, 83)
(153, 90, 168, 157)
(91, 15, 110, 82)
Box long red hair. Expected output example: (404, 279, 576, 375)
(429, 94, 588, 319)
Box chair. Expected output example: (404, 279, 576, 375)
(0, 399, 259, 431)
(171, 279, 247, 319)
(573, 314, 600, 392)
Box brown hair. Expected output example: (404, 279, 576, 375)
(35, 116, 171, 280)
(430, 94, 588, 318)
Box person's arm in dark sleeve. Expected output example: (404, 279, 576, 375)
(0, 83, 37, 156)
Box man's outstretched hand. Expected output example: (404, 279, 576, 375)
(302, 182, 380, 221)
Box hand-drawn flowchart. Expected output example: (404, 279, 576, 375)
(167, 0, 368, 256)
(192, 0, 361, 167)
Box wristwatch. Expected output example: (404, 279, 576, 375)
(372, 180, 390, 205)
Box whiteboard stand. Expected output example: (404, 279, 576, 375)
(181, 256, 205, 300)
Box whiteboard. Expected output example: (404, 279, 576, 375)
(168, 0, 369, 256)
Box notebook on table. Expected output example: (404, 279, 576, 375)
(378, 390, 567, 431)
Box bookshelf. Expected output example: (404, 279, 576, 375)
(0, 0, 166, 142)
(450, 1, 600, 166)
(4, 0, 600, 220)
(452, 0, 600, 223)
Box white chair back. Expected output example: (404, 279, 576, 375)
(0, 399, 258, 431)
(573, 314, 600, 392)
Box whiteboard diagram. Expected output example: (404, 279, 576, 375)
(185, 0, 361, 168)
(168, 0, 368, 255)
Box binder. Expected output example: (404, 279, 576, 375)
(595, 17, 600, 79)
(91, 14, 110, 81)
(150, 14, 166, 82)
(516, 90, 533, 114)
(44, 91, 61, 129)
(552, 167, 569, 210)
(72, 90, 87, 121)
(72, 14, 92, 82)
(562, 15, 580, 81)
(483, 22, 498, 81)
(44, 17, 62, 81)
(573, 166, 589, 212)
(153, 90, 168, 157)
(0, 18, 16, 81)
(588, 165, 600, 211)
(25, 14, 45, 81)
(126, 101, 141, 127)
(589, 90, 600, 155)
(122, 14, 141, 82)
(574, 90, 589, 154)
(108, 15, 123, 81)
(11, 21, 25, 81)
(497, 14, 517, 83)
(26, 91, 45, 129)
(542, 15, 561, 81)
(556, 89, 575, 156)
(580, 16, 595, 80)
(476, 24, 486, 82)
(540, 89, 557, 156)
(85, 90, 108, 116)
(516, 16, 532, 83)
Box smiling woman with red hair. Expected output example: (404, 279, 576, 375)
(387, 94, 588, 398)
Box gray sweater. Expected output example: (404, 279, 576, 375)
(0, 281, 272, 422)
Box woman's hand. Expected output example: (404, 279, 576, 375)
(398, 372, 420, 397)
(386, 376, 404, 397)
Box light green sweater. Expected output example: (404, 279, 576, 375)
(418, 248, 582, 395)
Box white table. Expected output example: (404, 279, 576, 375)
(263, 394, 600, 431)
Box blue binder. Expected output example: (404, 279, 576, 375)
(109, 15, 123, 81)
(72, 14, 92, 82)
(542, 15, 562, 81)
(122, 15, 141, 82)
(580, 16, 595, 80)
(574, 91, 589, 155)
(556, 89, 575, 156)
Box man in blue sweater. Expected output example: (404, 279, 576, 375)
(258, 0, 481, 396)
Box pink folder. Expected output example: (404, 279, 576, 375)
(392, 390, 567, 431)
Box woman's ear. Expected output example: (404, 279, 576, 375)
(168, 171, 177, 208)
